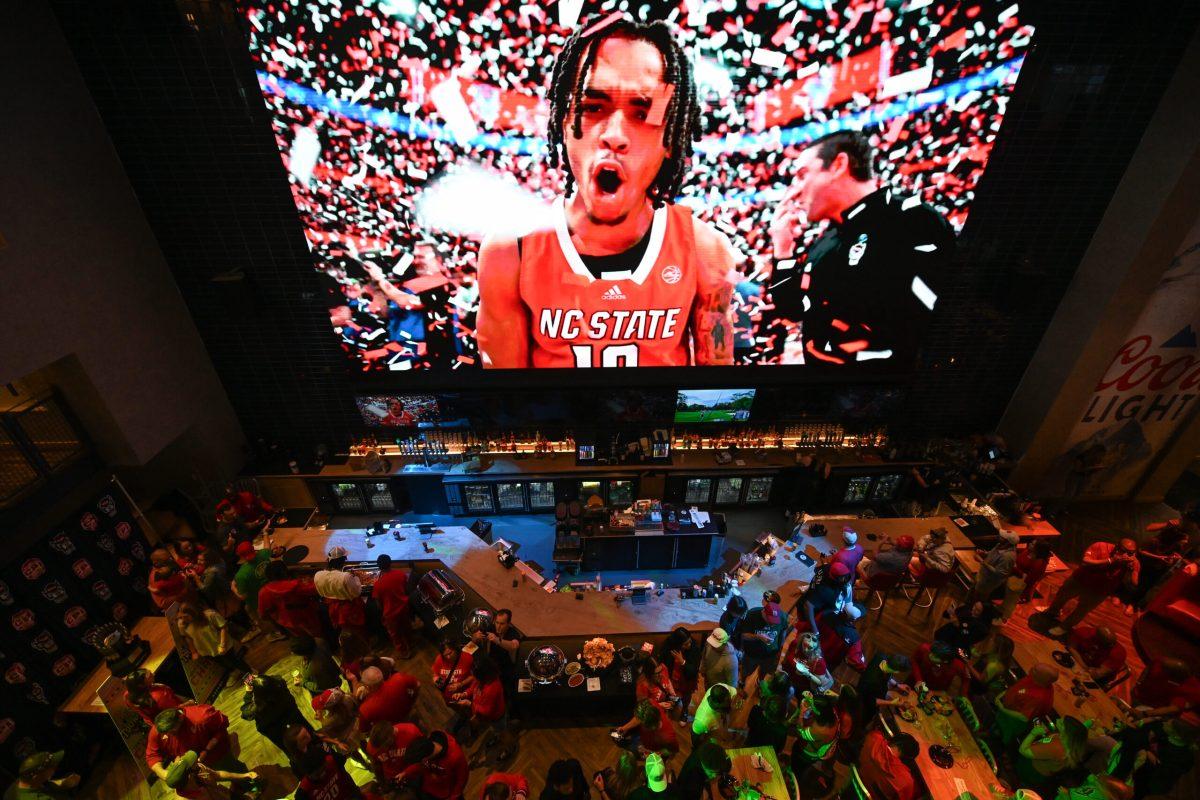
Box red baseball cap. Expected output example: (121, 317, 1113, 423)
(311, 689, 335, 712)
(235, 542, 256, 562)
(829, 562, 852, 578)
(896, 535, 915, 550)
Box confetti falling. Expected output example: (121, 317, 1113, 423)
(243, 0, 1034, 372)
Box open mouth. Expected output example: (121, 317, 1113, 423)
(593, 164, 624, 196)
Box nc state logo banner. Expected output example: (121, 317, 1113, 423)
(0, 480, 153, 770)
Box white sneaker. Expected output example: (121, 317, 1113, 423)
(1048, 626, 1066, 637)
(1033, 606, 1048, 613)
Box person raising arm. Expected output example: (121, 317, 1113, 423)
(690, 219, 736, 365)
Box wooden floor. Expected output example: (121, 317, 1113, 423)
(84, 500, 1198, 800)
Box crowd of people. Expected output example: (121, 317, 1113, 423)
(12, 488, 1200, 800)
(103, 486, 533, 799)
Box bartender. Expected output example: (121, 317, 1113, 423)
(768, 130, 955, 366)
(471, 609, 524, 714)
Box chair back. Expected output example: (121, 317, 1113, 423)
(848, 764, 873, 800)
(866, 570, 905, 592)
(920, 568, 953, 589)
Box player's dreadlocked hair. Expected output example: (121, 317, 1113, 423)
(547, 18, 702, 208)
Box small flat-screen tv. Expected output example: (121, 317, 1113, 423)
(356, 394, 440, 428)
(674, 390, 756, 424)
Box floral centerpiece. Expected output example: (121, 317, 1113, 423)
(582, 637, 615, 670)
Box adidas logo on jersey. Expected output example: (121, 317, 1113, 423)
(600, 286, 627, 301)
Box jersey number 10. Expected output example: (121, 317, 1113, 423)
(570, 344, 639, 368)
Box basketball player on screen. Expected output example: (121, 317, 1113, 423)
(476, 17, 736, 368)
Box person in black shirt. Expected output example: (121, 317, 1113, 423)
(718, 595, 748, 652)
(627, 753, 680, 800)
(240, 674, 313, 756)
(935, 601, 999, 653)
(856, 653, 912, 723)
(744, 690, 792, 753)
(802, 562, 853, 635)
(541, 758, 590, 800)
(676, 742, 731, 800)
(735, 592, 788, 695)
(769, 130, 955, 367)
(1110, 718, 1199, 799)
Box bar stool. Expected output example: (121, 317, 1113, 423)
(903, 567, 953, 614)
(860, 570, 906, 621)
(848, 764, 875, 800)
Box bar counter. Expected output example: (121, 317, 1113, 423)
(269, 523, 836, 639)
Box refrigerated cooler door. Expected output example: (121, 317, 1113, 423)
(684, 478, 713, 505)
(463, 484, 495, 513)
(496, 482, 527, 511)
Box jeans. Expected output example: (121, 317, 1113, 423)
(739, 650, 780, 689)
(1045, 577, 1107, 629)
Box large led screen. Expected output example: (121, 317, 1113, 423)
(244, 1, 1032, 372)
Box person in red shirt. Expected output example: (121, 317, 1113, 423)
(1014, 540, 1053, 604)
(431, 638, 475, 706)
(257, 560, 325, 639)
(481, 772, 529, 800)
(1132, 658, 1200, 722)
(169, 538, 205, 577)
(358, 666, 420, 728)
(463, 656, 514, 760)
(216, 488, 274, 529)
(911, 641, 969, 695)
(372, 555, 413, 658)
(145, 705, 245, 780)
(148, 549, 191, 612)
(857, 730, 920, 800)
(782, 632, 834, 695)
(1000, 663, 1059, 720)
(400, 730, 468, 800)
(830, 528, 866, 576)
(1068, 625, 1127, 683)
(122, 668, 186, 726)
(295, 750, 362, 800)
(1043, 539, 1139, 636)
(468, 658, 506, 726)
(364, 720, 423, 788)
(612, 699, 679, 760)
(635, 655, 677, 711)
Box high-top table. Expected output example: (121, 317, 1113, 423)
(60, 616, 174, 714)
(726, 745, 791, 800)
(888, 693, 1002, 800)
(1011, 637, 1129, 729)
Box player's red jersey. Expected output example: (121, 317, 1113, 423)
(518, 199, 700, 368)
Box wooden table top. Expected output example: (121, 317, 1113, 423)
(726, 746, 792, 800)
(1011, 637, 1129, 729)
(60, 616, 174, 714)
(804, 515, 974, 551)
(889, 693, 1000, 800)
